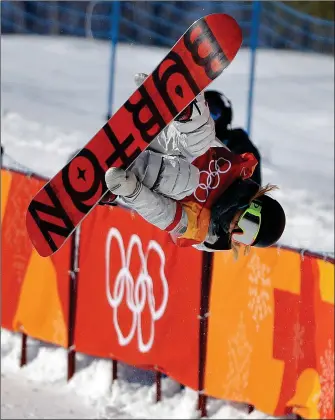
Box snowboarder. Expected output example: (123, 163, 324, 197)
(204, 89, 262, 185)
(103, 74, 286, 255)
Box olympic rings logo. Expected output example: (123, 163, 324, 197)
(105, 228, 168, 353)
(193, 157, 232, 203)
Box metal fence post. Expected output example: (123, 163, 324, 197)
(106, 1, 121, 120)
(246, 0, 261, 136)
(67, 227, 81, 381)
(197, 251, 213, 418)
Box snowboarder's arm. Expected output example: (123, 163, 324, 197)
(105, 167, 189, 237)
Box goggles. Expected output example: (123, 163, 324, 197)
(231, 200, 262, 246)
(210, 106, 222, 121)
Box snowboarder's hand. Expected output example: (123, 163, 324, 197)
(105, 168, 139, 198)
(134, 73, 148, 87)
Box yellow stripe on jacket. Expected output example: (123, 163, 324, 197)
(176, 202, 211, 247)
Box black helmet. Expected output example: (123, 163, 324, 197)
(252, 194, 286, 248)
(204, 90, 233, 131)
(211, 179, 286, 249)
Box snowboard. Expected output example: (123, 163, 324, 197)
(26, 13, 243, 257)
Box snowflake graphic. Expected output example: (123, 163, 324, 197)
(52, 309, 66, 345)
(13, 254, 30, 285)
(247, 253, 272, 332)
(318, 339, 334, 418)
(292, 319, 305, 362)
(221, 251, 233, 264)
(4, 175, 40, 253)
(224, 312, 253, 401)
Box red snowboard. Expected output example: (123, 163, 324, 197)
(26, 13, 243, 257)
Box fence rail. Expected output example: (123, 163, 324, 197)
(1, 1, 333, 51)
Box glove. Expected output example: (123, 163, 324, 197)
(134, 72, 148, 87)
(105, 168, 140, 198)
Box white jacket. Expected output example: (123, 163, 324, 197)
(114, 74, 226, 250)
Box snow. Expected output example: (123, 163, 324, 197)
(1, 375, 96, 419)
(2, 331, 281, 419)
(1, 35, 334, 418)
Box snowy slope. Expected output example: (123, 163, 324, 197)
(1, 36, 334, 419)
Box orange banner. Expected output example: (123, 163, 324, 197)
(74, 204, 203, 389)
(1, 169, 71, 347)
(205, 247, 334, 419)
